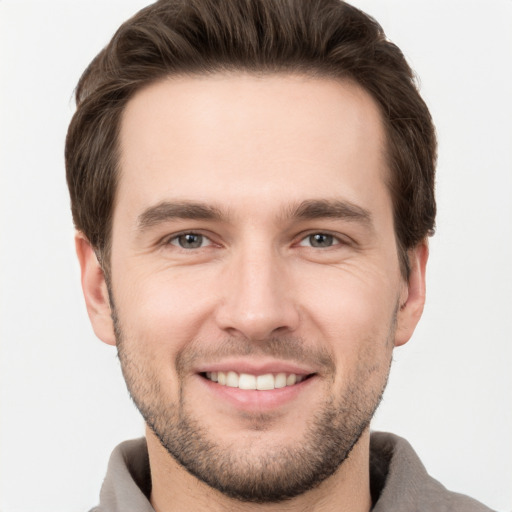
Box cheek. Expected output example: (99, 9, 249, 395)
(300, 262, 399, 332)
(297, 264, 398, 377)
(112, 265, 219, 356)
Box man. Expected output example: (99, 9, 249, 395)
(65, 0, 493, 510)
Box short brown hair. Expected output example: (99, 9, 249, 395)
(65, 0, 436, 278)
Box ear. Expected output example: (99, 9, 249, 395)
(75, 232, 116, 346)
(394, 240, 429, 347)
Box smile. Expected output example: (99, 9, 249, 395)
(204, 371, 308, 390)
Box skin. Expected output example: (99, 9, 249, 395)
(76, 73, 428, 512)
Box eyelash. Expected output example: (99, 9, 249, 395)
(163, 230, 348, 251)
(165, 231, 214, 250)
(296, 232, 346, 249)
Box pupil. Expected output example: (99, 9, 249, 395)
(179, 234, 202, 248)
(311, 234, 333, 247)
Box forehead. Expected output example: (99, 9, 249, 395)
(116, 73, 389, 222)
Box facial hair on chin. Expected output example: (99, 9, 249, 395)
(111, 301, 395, 503)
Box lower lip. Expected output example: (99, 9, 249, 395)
(198, 374, 316, 411)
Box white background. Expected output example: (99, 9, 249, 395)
(1, 1, 511, 511)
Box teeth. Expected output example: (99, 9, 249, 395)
(205, 371, 307, 390)
(226, 371, 238, 388)
(256, 374, 274, 390)
(274, 373, 287, 389)
(239, 373, 256, 390)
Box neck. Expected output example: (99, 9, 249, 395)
(146, 426, 372, 512)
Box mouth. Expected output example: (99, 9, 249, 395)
(201, 371, 314, 390)
(195, 360, 319, 410)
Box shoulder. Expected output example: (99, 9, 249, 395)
(370, 432, 495, 512)
(88, 438, 153, 512)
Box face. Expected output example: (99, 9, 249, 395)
(79, 73, 427, 502)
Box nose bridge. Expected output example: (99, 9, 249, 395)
(216, 237, 299, 340)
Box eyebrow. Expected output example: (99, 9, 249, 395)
(136, 198, 373, 232)
(285, 199, 373, 227)
(137, 201, 226, 231)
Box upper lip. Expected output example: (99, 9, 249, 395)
(195, 358, 318, 376)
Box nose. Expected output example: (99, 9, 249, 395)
(215, 243, 300, 341)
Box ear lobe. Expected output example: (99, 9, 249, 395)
(394, 241, 429, 347)
(75, 233, 116, 346)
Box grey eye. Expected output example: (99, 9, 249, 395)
(308, 233, 334, 248)
(173, 233, 205, 249)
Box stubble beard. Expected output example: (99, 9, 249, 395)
(112, 305, 394, 504)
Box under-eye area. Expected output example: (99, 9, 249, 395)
(201, 371, 315, 390)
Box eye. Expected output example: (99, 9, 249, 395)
(298, 233, 338, 248)
(169, 233, 211, 249)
